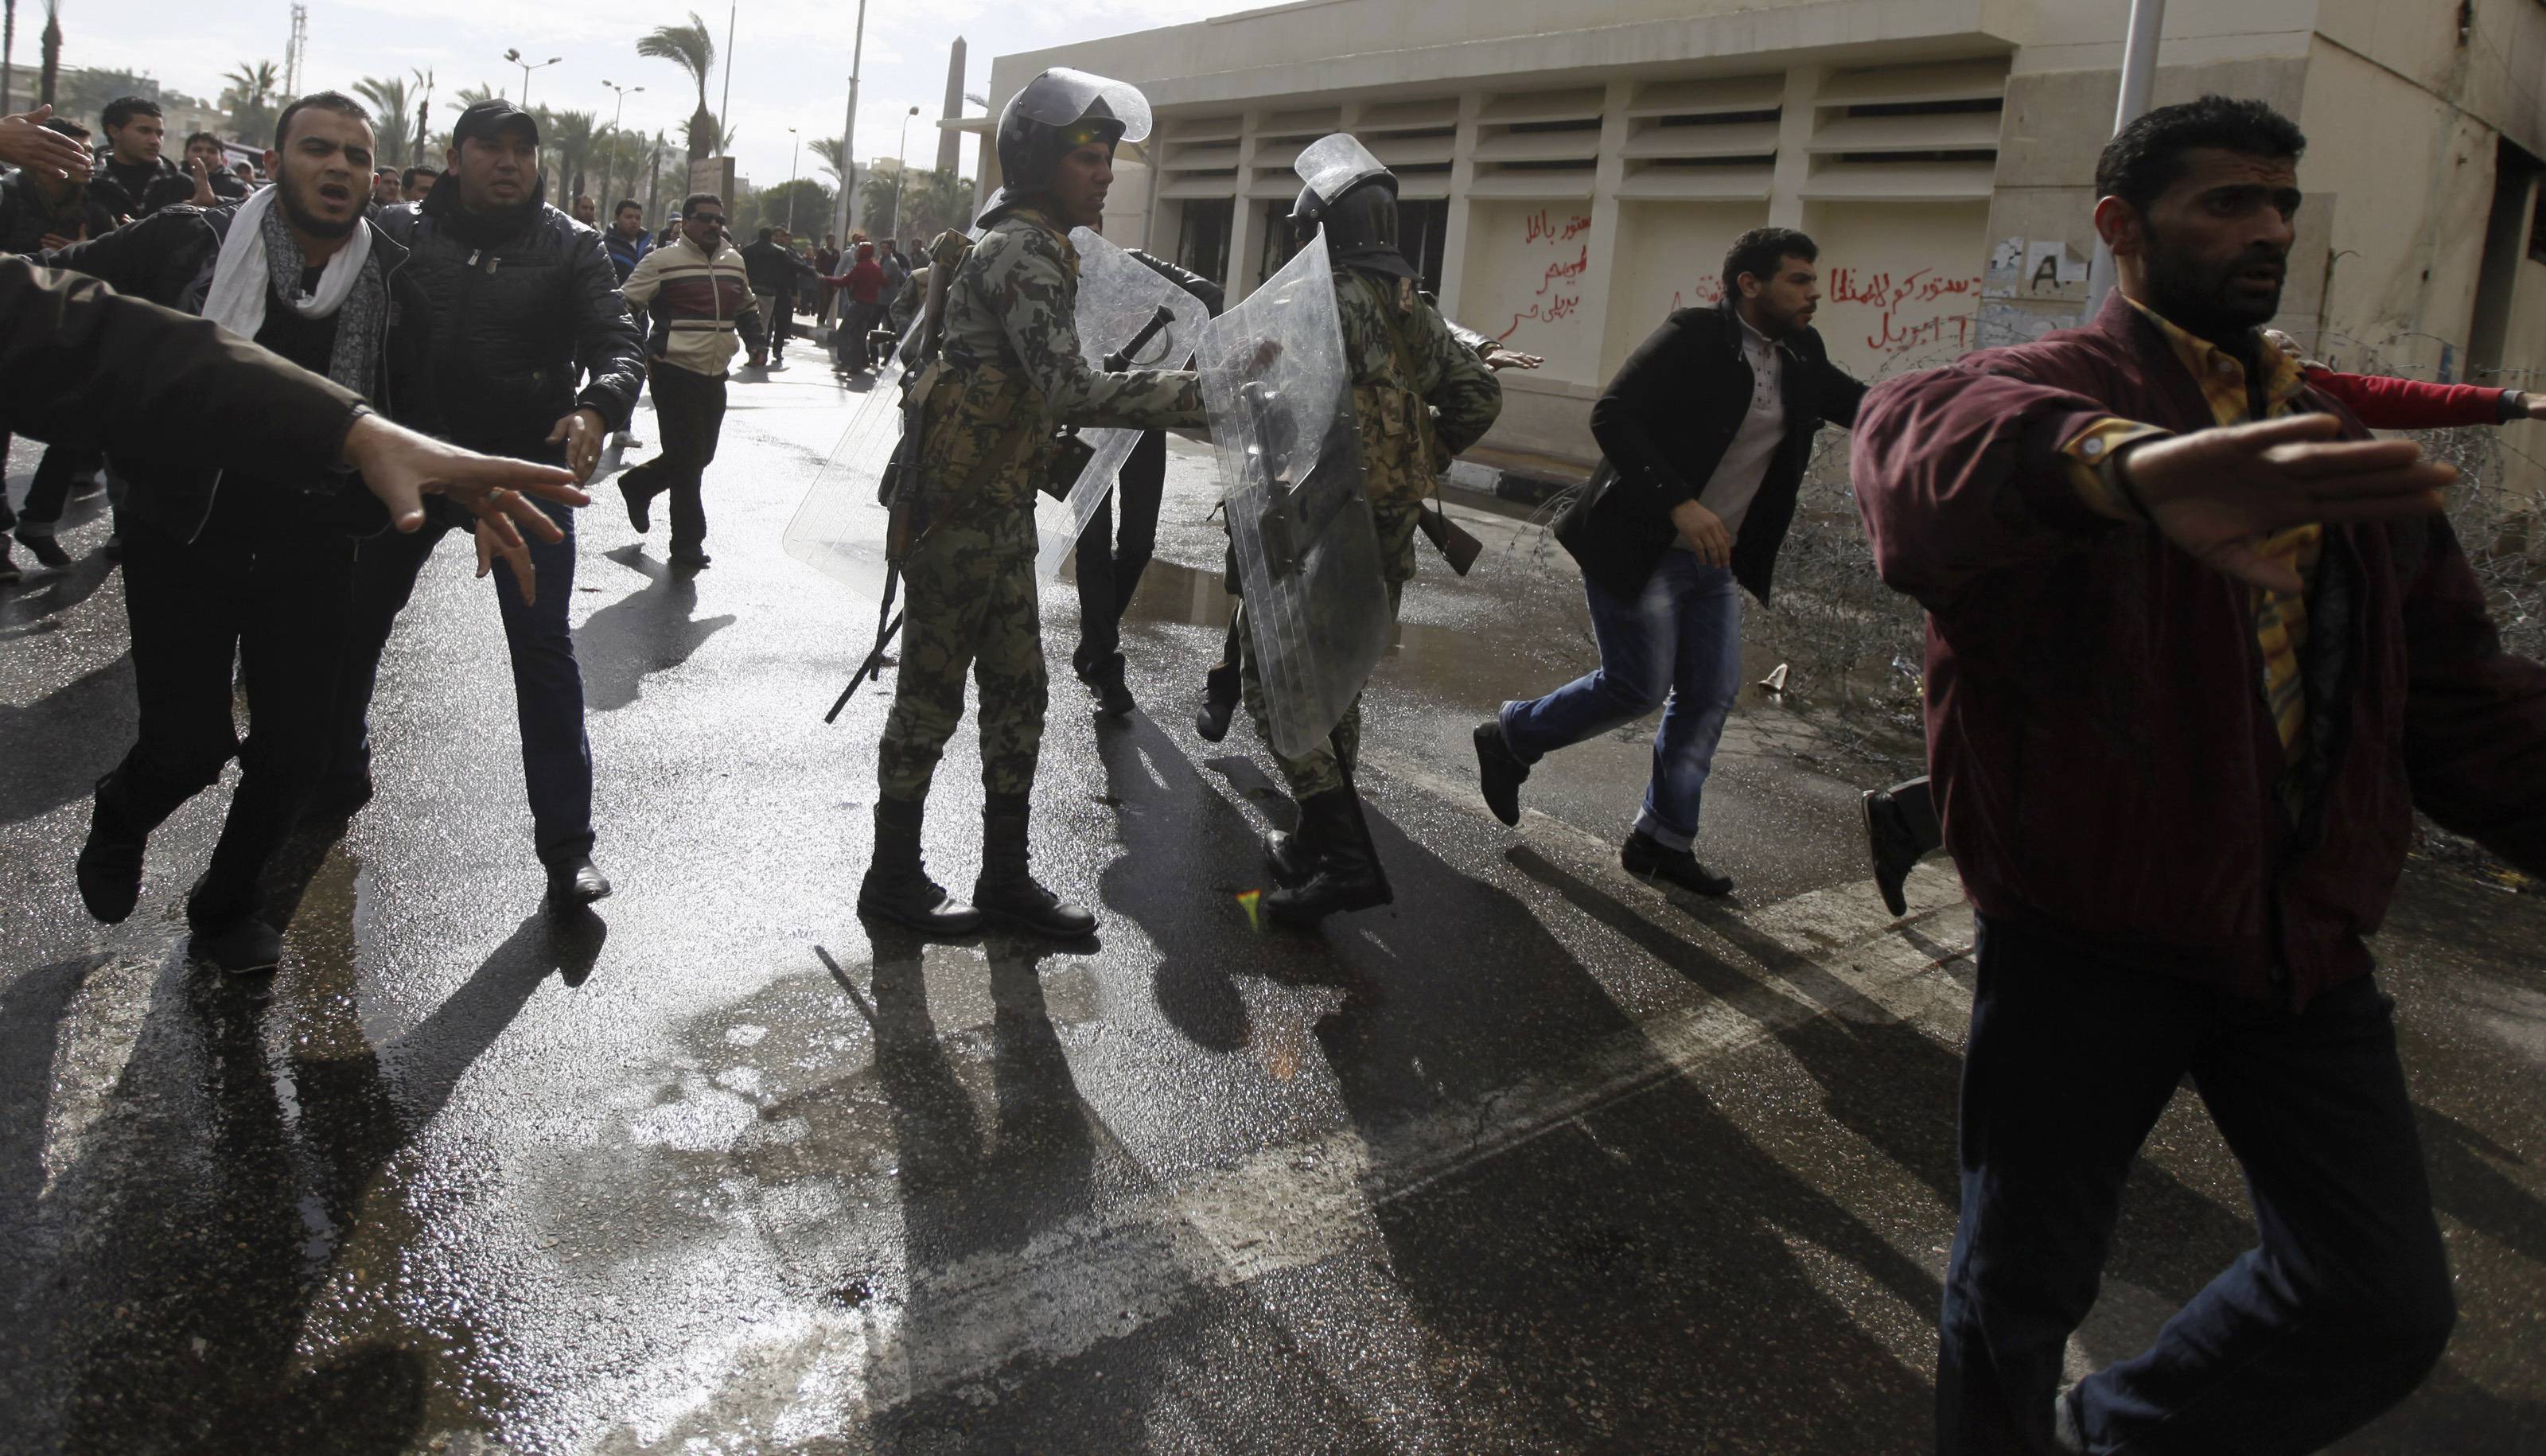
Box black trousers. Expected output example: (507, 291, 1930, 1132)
(1071, 429, 1167, 674)
(1940, 916, 2455, 1453)
(619, 364, 729, 555)
(0, 440, 99, 534)
(103, 493, 356, 928)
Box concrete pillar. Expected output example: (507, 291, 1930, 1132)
(1767, 64, 1824, 229)
(1436, 91, 1485, 318)
(937, 37, 967, 177)
(1226, 113, 1263, 304)
(1575, 77, 1635, 378)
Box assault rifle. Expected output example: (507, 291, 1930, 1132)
(827, 239, 964, 723)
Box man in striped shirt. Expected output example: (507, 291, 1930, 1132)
(617, 192, 765, 570)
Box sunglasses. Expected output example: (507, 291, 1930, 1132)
(688, 214, 725, 227)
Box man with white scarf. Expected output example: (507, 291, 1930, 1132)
(36, 91, 453, 975)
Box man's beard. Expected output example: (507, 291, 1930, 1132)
(2144, 226, 2283, 343)
(278, 173, 360, 240)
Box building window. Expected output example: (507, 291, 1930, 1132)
(1179, 198, 1233, 286)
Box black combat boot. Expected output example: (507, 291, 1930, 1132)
(1194, 664, 1240, 742)
(971, 792, 1096, 939)
(1261, 806, 1326, 888)
(1265, 787, 1393, 925)
(858, 796, 984, 936)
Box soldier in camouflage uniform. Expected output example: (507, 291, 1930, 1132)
(1244, 136, 1501, 925)
(858, 68, 1205, 940)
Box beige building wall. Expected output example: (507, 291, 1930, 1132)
(988, 0, 2546, 477)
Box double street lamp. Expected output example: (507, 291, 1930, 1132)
(887, 104, 919, 240)
(785, 127, 802, 234)
(601, 79, 644, 202)
(503, 49, 563, 106)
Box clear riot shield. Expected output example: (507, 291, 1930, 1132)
(1031, 228, 1212, 582)
(1194, 232, 1386, 761)
(1294, 133, 1390, 205)
(781, 316, 927, 602)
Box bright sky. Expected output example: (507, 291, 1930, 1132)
(50, 0, 1265, 193)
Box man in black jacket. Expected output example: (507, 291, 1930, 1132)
(87, 95, 182, 222)
(0, 114, 119, 580)
(138, 130, 254, 213)
(327, 99, 644, 908)
(37, 91, 453, 973)
(739, 224, 820, 366)
(1472, 227, 1866, 896)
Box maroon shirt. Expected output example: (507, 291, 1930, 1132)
(1851, 290, 2546, 1003)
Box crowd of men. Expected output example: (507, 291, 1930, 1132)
(5, 63, 2545, 1456)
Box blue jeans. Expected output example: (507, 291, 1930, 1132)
(1941, 915, 2455, 1454)
(333, 493, 596, 863)
(1497, 551, 1742, 850)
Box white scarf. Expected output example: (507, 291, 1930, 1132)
(200, 182, 373, 341)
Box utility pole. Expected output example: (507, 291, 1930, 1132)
(829, 0, 866, 247)
(284, 3, 307, 99)
(718, 2, 736, 152)
(2085, 0, 2166, 309)
(784, 126, 800, 233)
(887, 104, 917, 239)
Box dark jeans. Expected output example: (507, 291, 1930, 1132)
(1, 441, 100, 535)
(1071, 429, 1166, 674)
(618, 364, 728, 555)
(333, 482, 594, 864)
(1941, 914, 2455, 1454)
(1498, 550, 1742, 851)
(105, 495, 356, 928)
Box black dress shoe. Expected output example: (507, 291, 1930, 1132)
(671, 550, 711, 571)
(15, 531, 71, 568)
(1080, 654, 1135, 717)
(1194, 664, 1240, 742)
(620, 481, 651, 533)
(1620, 830, 1734, 897)
(190, 916, 284, 975)
(546, 854, 613, 906)
(307, 770, 375, 820)
(76, 788, 149, 924)
(1473, 719, 1528, 827)
(1862, 788, 1921, 919)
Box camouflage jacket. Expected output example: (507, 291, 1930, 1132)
(1334, 268, 1502, 502)
(914, 208, 1203, 518)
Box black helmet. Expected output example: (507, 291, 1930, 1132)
(981, 68, 1151, 225)
(1290, 133, 1415, 281)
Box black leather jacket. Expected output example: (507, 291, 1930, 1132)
(35, 204, 436, 541)
(376, 189, 644, 453)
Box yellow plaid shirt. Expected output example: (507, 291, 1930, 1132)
(2061, 302, 2318, 758)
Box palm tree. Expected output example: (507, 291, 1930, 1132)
(37, 0, 58, 109)
(636, 12, 718, 158)
(545, 108, 599, 205)
(222, 59, 278, 111)
(352, 74, 415, 167)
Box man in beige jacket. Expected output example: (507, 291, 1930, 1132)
(617, 191, 766, 570)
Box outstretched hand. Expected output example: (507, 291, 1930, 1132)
(340, 412, 588, 604)
(2119, 412, 2455, 594)
(0, 107, 91, 182)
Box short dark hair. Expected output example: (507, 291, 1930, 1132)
(102, 96, 162, 131)
(272, 91, 372, 152)
(681, 193, 724, 217)
(45, 118, 91, 142)
(756, 224, 775, 242)
(183, 130, 221, 150)
(614, 197, 642, 216)
(399, 165, 440, 189)
(1723, 227, 1817, 292)
(2095, 95, 2306, 216)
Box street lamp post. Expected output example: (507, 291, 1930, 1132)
(785, 127, 801, 234)
(601, 80, 643, 201)
(887, 104, 918, 240)
(503, 49, 563, 107)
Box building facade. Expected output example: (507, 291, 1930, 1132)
(973, 0, 2546, 480)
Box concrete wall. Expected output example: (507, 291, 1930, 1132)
(989, 0, 2546, 475)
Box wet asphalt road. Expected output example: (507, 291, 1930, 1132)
(2, 364, 2542, 1454)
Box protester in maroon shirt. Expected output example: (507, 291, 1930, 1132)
(1851, 96, 2546, 1456)
(820, 239, 889, 369)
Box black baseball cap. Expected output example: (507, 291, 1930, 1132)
(453, 99, 541, 149)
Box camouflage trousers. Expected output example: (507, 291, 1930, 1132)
(1236, 499, 1419, 799)
(875, 505, 1045, 801)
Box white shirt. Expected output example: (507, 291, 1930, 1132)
(1680, 313, 1785, 546)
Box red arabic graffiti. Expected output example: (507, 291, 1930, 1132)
(1535, 244, 1590, 297)
(1820, 266, 1982, 353)
(1524, 210, 1594, 245)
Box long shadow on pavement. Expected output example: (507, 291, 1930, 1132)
(18, 826, 601, 1453)
(574, 547, 737, 714)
